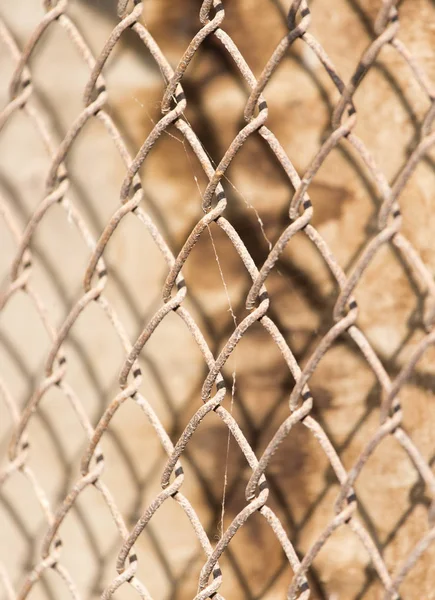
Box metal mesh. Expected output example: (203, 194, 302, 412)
(1, 0, 435, 598)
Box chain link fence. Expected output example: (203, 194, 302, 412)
(1, 0, 435, 598)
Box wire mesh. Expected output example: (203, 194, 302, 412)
(1, 0, 435, 598)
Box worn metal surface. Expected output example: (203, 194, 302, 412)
(1, 0, 435, 598)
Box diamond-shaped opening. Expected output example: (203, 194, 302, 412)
(220, 141, 297, 278)
(354, 431, 431, 577)
(137, 127, 213, 246)
(353, 241, 423, 360)
(273, 227, 335, 309)
(352, 48, 430, 182)
(261, 416, 332, 529)
(25, 411, 70, 508)
(259, 43, 334, 147)
(23, 257, 71, 333)
(0, 289, 51, 400)
(0, 109, 51, 216)
(306, 144, 378, 266)
(62, 117, 135, 230)
(308, 342, 380, 447)
(95, 33, 167, 191)
(0, 469, 47, 583)
(265, 219, 360, 359)
(109, 80, 166, 155)
(131, 489, 211, 598)
(185, 405, 248, 525)
(306, 516, 385, 599)
(222, 134, 291, 248)
(101, 211, 168, 340)
(30, 201, 90, 308)
(58, 336, 113, 433)
(61, 298, 127, 421)
(102, 396, 167, 494)
(54, 483, 124, 599)
(94, 12, 163, 99)
(133, 307, 206, 429)
(28, 384, 89, 498)
(24, 21, 93, 132)
(211, 320, 292, 430)
(95, 402, 160, 519)
(177, 220, 251, 331)
(183, 69, 248, 165)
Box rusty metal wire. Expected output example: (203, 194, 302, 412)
(1, 0, 435, 598)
